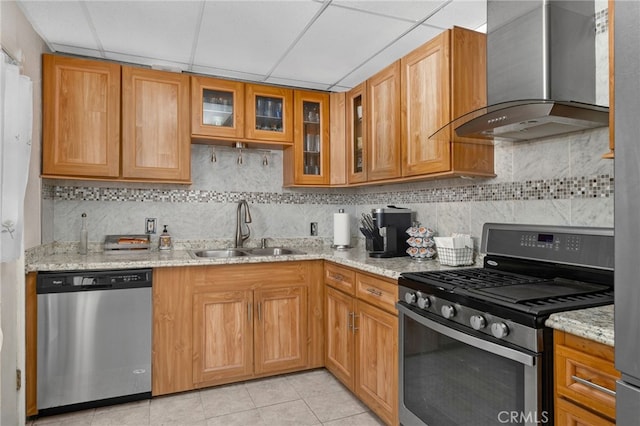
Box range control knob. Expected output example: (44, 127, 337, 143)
(417, 295, 431, 309)
(404, 292, 417, 304)
(470, 315, 487, 330)
(491, 322, 510, 339)
(441, 305, 456, 319)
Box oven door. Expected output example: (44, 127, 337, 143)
(398, 304, 547, 426)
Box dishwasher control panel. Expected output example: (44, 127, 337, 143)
(37, 269, 152, 293)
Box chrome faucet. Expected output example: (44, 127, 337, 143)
(234, 199, 252, 248)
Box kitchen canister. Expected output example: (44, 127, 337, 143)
(333, 209, 351, 249)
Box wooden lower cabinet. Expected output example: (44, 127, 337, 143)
(326, 286, 355, 388)
(355, 300, 398, 424)
(324, 262, 398, 425)
(153, 261, 323, 396)
(554, 330, 620, 425)
(254, 285, 308, 374)
(192, 290, 254, 384)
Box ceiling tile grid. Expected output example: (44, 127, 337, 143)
(16, 0, 487, 91)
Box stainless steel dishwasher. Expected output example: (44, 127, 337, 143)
(36, 269, 152, 415)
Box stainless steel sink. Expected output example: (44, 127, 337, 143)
(189, 247, 305, 259)
(243, 247, 304, 256)
(190, 249, 249, 258)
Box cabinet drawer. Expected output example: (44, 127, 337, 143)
(556, 396, 615, 426)
(325, 263, 356, 295)
(356, 273, 397, 314)
(556, 343, 619, 420)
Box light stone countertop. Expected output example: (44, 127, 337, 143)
(27, 242, 615, 345)
(545, 305, 614, 346)
(25, 243, 469, 280)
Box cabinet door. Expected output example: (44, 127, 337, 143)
(254, 285, 308, 375)
(325, 286, 355, 389)
(355, 301, 398, 426)
(401, 31, 452, 176)
(367, 61, 402, 181)
(192, 290, 254, 384)
(191, 76, 245, 139)
(121, 66, 191, 182)
(42, 54, 121, 178)
(284, 90, 330, 186)
(346, 82, 367, 183)
(245, 84, 294, 143)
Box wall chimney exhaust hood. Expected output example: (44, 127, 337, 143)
(433, 0, 609, 142)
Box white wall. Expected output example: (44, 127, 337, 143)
(1, 1, 46, 425)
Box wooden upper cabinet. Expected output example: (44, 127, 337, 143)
(191, 76, 245, 140)
(604, 0, 614, 159)
(245, 83, 293, 143)
(367, 61, 402, 181)
(121, 66, 191, 182)
(329, 92, 348, 186)
(42, 54, 121, 178)
(401, 32, 451, 176)
(401, 27, 493, 178)
(284, 90, 330, 186)
(346, 82, 367, 184)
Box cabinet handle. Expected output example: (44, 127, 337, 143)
(258, 302, 262, 321)
(366, 287, 383, 297)
(351, 312, 359, 333)
(248, 302, 252, 322)
(571, 375, 616, 396)
(329, 272, 345, 282)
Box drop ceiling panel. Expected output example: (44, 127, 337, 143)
(424, 0, 487, 30)
(194, 1, 323, 77)
(271, 5, 415, 86)
(86, 1, 202, 64)
(332, 0, 447, 23)
(17, 1, 100, 50)
(337, 24, 444, 88)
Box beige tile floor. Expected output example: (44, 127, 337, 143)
(28, 369, 386, 426)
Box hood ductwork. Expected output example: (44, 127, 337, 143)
(436, 0, 609, 142)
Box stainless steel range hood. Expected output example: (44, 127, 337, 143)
(435, 0, 609, 142)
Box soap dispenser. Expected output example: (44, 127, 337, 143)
(158, 225, 172, 250)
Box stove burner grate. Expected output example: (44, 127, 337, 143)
(405, 268, 549, 291)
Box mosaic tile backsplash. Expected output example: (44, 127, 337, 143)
(46, 174, 612, 205)
(44, 128, 614, 248)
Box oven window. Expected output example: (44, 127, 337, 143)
(402, 314, 526, 426)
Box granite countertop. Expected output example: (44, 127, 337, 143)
(27, 242, 615, 345)
(545, 305, 614, 346)
(25, 242, 468, 280)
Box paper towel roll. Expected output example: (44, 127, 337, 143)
(333, 211, 351, 247)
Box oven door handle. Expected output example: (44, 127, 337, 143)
(398, 304, 537, 367)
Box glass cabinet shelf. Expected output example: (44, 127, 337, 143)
(201, 88, 235, 128)
(255, 96, 284, 132)
(352, 95, 364, 173)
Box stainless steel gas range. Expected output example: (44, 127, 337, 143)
(397, 223, 614, 426)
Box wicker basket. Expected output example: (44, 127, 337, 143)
(436, 246, 474, 266)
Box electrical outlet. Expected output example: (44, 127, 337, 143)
(145, 218, 157, 234)
(310, 222, 318, 236)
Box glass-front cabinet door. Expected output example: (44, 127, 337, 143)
(285, 90, 330, 186)
(346, 82, 367, 183)
(191, 76, 245, 139)
(246, 84, 293, 143)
